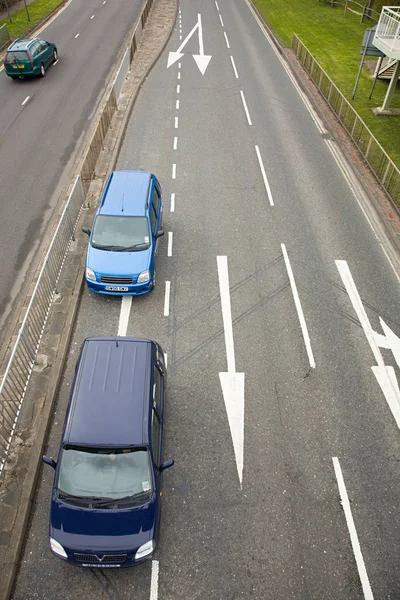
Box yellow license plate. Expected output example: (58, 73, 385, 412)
(13, 65, 25, 69)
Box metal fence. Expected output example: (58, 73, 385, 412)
(0, 23, 10, 51)
(317, 0, 380, 22)
(292, 33, 400, 208)
(0, 177, 85, 475)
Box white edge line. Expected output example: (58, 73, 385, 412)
(164, 281, 171, 316)
(240, 90, 252, 125)
(168, 232, 173, 257)
(118, 296, 132, 336)
(255, 145, 274, 206)
(281, 244, 315, 368)
(332, 458, 374, 600)
(150, 559, 160, 600)
(230, 55, 239, 79)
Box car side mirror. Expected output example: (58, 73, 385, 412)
(155, 229, 164, 239)
(82, 227, 91, 236)
(159, 458, 174, 472)
(42, 455, 57, 470)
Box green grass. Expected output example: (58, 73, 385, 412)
(253, 0, 400, 167)
(1, 0, 65, 41)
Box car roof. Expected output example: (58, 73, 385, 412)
(7, 38, 39, 51)
(66, 337, 153, 447)
(99, 170, 153, 217)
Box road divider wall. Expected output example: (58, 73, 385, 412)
(292, 33, 400, 209)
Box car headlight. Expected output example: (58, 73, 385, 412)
(50, 537, 67, 559)
(135, 539, 154, 560)
(137, 270, 150, 283)
(85, 267, 96, 281)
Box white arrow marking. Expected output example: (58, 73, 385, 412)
(167, 14, 211, 75)
(336, 260, 400, 429)
(217, 256, 245, 487)
(375, 317, 400, 370)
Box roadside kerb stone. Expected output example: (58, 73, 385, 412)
(0, 1, 177, 598)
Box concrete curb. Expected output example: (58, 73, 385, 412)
(0, 1, 177, 598)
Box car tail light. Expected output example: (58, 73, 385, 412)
(4, 53, 11, 66)
(27, 52, 34, 67)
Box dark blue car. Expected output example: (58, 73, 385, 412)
(42, 337, 174, 568)
(82, 171, 164, 295)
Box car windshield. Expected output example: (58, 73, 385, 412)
(91, 215, 150, 251)
(57, 447, 153, 503)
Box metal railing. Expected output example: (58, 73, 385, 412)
(317, 0, 380, 23)
(292, 33, 400, 208)
(0, 177, 85, 475)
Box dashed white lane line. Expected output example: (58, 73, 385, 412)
(219, 14, 224, 27)
(230, 56, 239, 79)
(177, 85, 180, 93)
(164, 282, 171, 316)
(170, 193, 175, 212)
(179, 35, 182, 40)
(173, 137, 178, 150)
(91, 14, 95, 19)
(150, 560, 160, 600)
(240, 90, 252, 125)
(224, 32, 230, 48)
(255, 145, 274, 206)
(53, 59, 59, 65)
(176, 100, 180, 109)
(172, 164, 176, 179)
(103, 1, 106, 3)
(174, 117, 179, 128)
(178, 62, 181, 68)
(215, 0, 219, 9)
(118, 296, 132, 336)
(332, 458, 374, 600)
(281, 243, 316, 369)
(164, 352, 168, 369)
(21, 96, 30, 106)
(168, 232, 173, 257)
(75, 33, 80, 38)
(178, 72, 181, 79)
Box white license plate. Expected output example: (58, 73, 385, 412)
(105, 286, 128, 292)
(81, 563, 121, 568)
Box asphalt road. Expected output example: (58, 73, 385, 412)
(0, 0, 144, 338)
(11, 0, 400, 599)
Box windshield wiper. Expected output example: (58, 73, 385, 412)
(91, 243, 125, 251)
(119, 243, 149, 252)
(58, 491, 114, 502)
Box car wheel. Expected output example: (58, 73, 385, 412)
(53, 49, 58, 62)
(39, 63, 46, 77)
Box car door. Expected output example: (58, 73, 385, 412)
(38, 41, 51, 67)
(150, 402, 163, 538)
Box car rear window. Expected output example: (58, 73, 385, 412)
(6, 51, 29, 62)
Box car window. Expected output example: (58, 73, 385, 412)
(57, 447, 153, 505)
(6, 51, 28, 62)
(31, 42, 41, 57)
(151, 186, 161, 213)
(153, 366, 163, 413)
(39, 40, 48, 51)
(150, 205, 157, 236)
(91, 215, 150, 251)
(151, 409, 161, 465)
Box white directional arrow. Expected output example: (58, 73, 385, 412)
(167, 14, 212, 75)
(217, 256, 245, 487)
(375, 317, 400, 370)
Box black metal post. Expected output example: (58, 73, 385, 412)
(352, 28, 373, 100)
(23, 0, 30, 21)
(3, 0, 12, 23)
(369, 55, 384, 100)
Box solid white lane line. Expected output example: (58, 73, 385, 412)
(255, 145, 274, 206)
(118, 297, 132, 336)
(177, 85, 180, 93)
(173, 137, 178, 150)
(172, 164, 176, 179)
(332, 458, 374, 600)
(281, 244, 316, 368)
(75, 33, 80, 38)
(170, 193, 175, 212)
(178, 72, 181, 79)
(240, 90, 252, 125)
(230, 56, 239, 79)
(165, 353, 168, 369)
(176, 100, 180, 109)
(215, 0, 219, 9)
(175, 117, 179, 128)
(224, 32, 230, 48)
(21, 96, 30, 106)
(150, 560, 160, 600)
(168, 232, 173, 257)
(164, 282, 171, 316)
(219, 14, 224, 27)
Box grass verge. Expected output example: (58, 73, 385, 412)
(1, 0, 65, 41)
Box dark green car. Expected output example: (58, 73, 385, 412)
(4, 38, 58, 79)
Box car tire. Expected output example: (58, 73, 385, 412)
(53, 49, 58, 62)
(39, 63, 46, 77)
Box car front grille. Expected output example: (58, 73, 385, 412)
(74, 553, 127, 564)
(100, 276, 133, 285)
